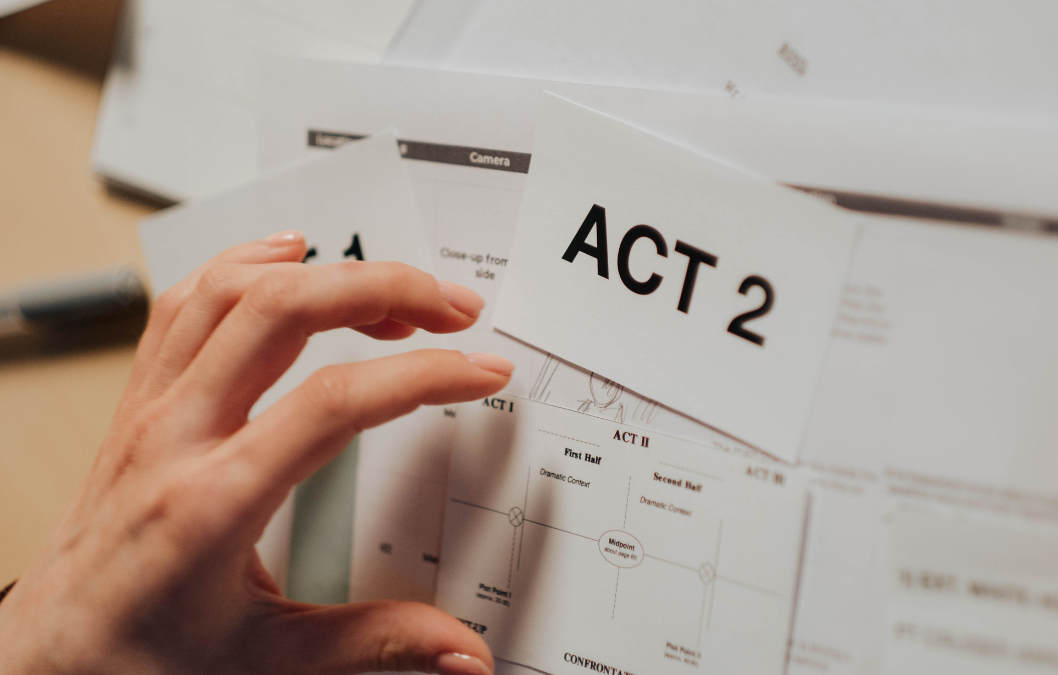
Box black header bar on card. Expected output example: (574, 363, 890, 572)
(307, 130, 531, 174)
(307, 130, 366, 148)
(305, 129, 1058, 233)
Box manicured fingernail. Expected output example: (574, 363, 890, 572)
(435, 653, 493, 675)
(264, 230, 304, 246)
(438, 280, 485, 318)
(466, 352, 515, 376)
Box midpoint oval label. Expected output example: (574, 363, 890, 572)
(598, 530, 644, 568)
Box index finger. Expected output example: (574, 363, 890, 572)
(127, 232, 307, 400)
(172, 261, 486, 434)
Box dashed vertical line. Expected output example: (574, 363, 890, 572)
(623, 476, 632, 528)
(697, 581, 708, 649)
(508, 522, 517, 590)
(612, 568, 621, 619)
(518, 466, 529, 571)
(708, 521, 723, 630)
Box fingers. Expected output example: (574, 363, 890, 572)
(255, 601, 493, 675)
(173, 262, 486, 434)
(138, 262, 292, 398)
(355, 318, 419, 341)
(127, 232, 307, 401)
(220, 349, 512, 520)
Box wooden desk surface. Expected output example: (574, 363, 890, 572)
(0, 0, 157, 582)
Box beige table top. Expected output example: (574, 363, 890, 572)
(0, 0, 157, 582)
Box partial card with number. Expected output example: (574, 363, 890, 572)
(435, 396, 808, 675)
(494, 95, 860, 462)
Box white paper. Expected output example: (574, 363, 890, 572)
(349, 404, 457, 603)
(436, 396, 808, 675)
(261, 59, 1058, 233)
(254, 59, 1058, 671)
(885, 509, 1058, 674)
(138, 133, 441, 595)
(787, 478, 888, 674)
(386, 0, 1058, 119)
(259, 60, 773, 456)
(800, 214, 1058, 497)
(495, 95, 858, 461)
(92, 0, 414, 202)
(139, 132, 428, 291)
(787, 214, 1058, 674)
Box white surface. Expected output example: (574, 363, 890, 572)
(261, 59, 1058, 220)
(349, 404, 455, 603)
(885, 509, 1058, 674)
(256, 58, 1058, 490)
(436, 396, 808, 675)
(495, 96, 858, 462)
(787, 214, 1058, 674)
(255, 59, 1058, 672)
(800, 214, 1058, 496)
(788, 479, 888, 674)
(92, 0, 414, 202)
(0, 0, 45, 17)
(260, 59, 771, 452)
(386, 0, 1058, 118)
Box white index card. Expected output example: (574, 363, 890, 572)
(494, 95, 860, 462)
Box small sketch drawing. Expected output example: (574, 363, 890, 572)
(529, 354, 560, 403)
(578, 373, 626, 422)
(631, 397, 661, 426)
(528, 356, 659, 429)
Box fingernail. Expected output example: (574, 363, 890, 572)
(438, 280, 485, 318)
(435, 653, 493, 675)
(466, 352, 515, 376)
(264, 230, 304, 246)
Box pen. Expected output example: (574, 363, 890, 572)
(0, 266, 147, 335)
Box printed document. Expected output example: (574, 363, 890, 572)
(789, 212, 1058, 673)
(256, 59, 1058, 674)
(260, 60, 1058, 219)
(494, 95, 859, 462)
(436, 396, 808, 675)
(885, 509, 1058, 674)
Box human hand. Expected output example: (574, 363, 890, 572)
(0, 231, 511, 675)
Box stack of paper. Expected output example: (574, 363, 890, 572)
(387, 0, 1058, 118)
(115, 4, 1058, 674)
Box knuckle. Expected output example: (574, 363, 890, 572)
(304, 365, 353, 417)
(244, 269, 303, 320)
(126, 401, 168, 448)
(139, 472, 190, 537)
(195, 263, 242, 305)
(374, 631, 420, 672)
(151, 287, 185, 322)
(379, 260, 428, 288)
(147, 463, 228, 545)
(103, 399, 172, 482)
(370, 626, 423, 675)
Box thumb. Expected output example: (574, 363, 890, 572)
(256, 600, 494, 675)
